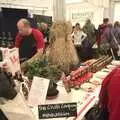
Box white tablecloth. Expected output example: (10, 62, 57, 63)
(31, 81, 101, 120)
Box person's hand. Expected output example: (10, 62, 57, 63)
(21, 61, 28, 74)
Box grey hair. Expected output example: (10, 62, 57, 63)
(19, 18, 31, 27)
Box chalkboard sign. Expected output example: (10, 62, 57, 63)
(38, 103, 77, 119)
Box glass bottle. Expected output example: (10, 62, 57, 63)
(2, 32, 7, 48)
(7, 32, 14, 49)
(0, 33, 2, 47)
(15, 71, 24, 82)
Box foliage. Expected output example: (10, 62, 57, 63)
(26, 57, 63, 88)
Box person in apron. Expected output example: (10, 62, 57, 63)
(15, 19, 45, 70)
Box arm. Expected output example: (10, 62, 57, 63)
(15, 33, 22, 48)
(27, 29, 45, 63)
(81, 32, 87, 42)
(27, 49, 43, 63)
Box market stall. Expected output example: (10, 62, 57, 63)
(30, 59, 119, 120)
(0, 45, 119, 120)
(0, 20, 120, 120)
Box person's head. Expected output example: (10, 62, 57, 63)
(72, 26, 75, 33)
(40, 22, 48, 31)
(103, 18, 109, 24)
(86, 19, 91, 24)
(75, 23, 81, 31)
(17, 18, 31, 36)
(114, 21, 120, 28)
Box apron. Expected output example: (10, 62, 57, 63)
(19, 33, 37, 60)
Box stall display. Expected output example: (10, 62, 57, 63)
(25, 57, 63, 99)
(84, 56, 112, 73)
(62, 56, 112, 91)
(80, 83, 96, 92)
(89, 77, 102, 85)
(0, 30, 119, 120)
(0, 32, 14, 48)
(0, 48, 20, 76)
(48, 21, 79, 74)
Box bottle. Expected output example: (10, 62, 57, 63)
(0, 48, 2, 61)
(7, 32, 14, 49)
(15, 71, 24, 82)
(1, 32, 7, 48)
(0, 33, 2, 47)
(0, 33, 3, 61)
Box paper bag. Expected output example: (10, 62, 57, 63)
(0, 93, 36, 120)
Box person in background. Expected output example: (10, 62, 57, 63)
(71, 26, 75, 43)
(72, 23, 90, 60)
(73, 23, 87, 46)
(72, 26, 75, 34)
(83, 19, 96, 47)
(111, 21, 120, 59)
(15, 18, 44, 69)
(97, 18, 109, 47)
(113, 21, 120, 43)
(99, 66, 120, 120)
(99, 23, 113, 55)
(38, 22, 50, 48)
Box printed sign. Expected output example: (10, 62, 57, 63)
(72, 12, 94, 22)
(38, 103, 77, 119)
(28, 77, 50, 107)
(8, 48, 21, 75)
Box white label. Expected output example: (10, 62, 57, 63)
(28, 77, 50, 107)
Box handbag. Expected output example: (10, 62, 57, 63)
(85, 88, 109, 120)
(85, 101, 108, 120)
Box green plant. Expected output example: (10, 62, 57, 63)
(26, 57, 63, 89)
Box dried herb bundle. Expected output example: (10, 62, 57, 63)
(48, 21, 79, 74)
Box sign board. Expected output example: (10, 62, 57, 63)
(28, 77, 50, 107)
(1, 48, 21, 76)
(7, 48, 21, 76)
(72, 12, 94, 22)
(38, 103, 77, 119)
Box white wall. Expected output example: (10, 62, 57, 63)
(0, 0, 53, 16)
(114, 2, 120, 21)
(66, 2, 104, 28)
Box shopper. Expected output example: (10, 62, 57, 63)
(113, 21, 120, 45)
(71, 26, 75, 43)
(72, 26, 75, 34)
(15, 18, 45, 63)
(110, 21, 120, 59)
(97, 18, 109, 47)
(99, 23, 113, 55)
(83, 19, 96, 47)
(72, 23, 87, 58)
(38, 22, 50, 46)
(73, 23, 87, 46)
(99, 66, 120, 120)
(73, 23, 92, 61)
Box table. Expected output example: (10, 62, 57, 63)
(31, 81, 101, 120)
